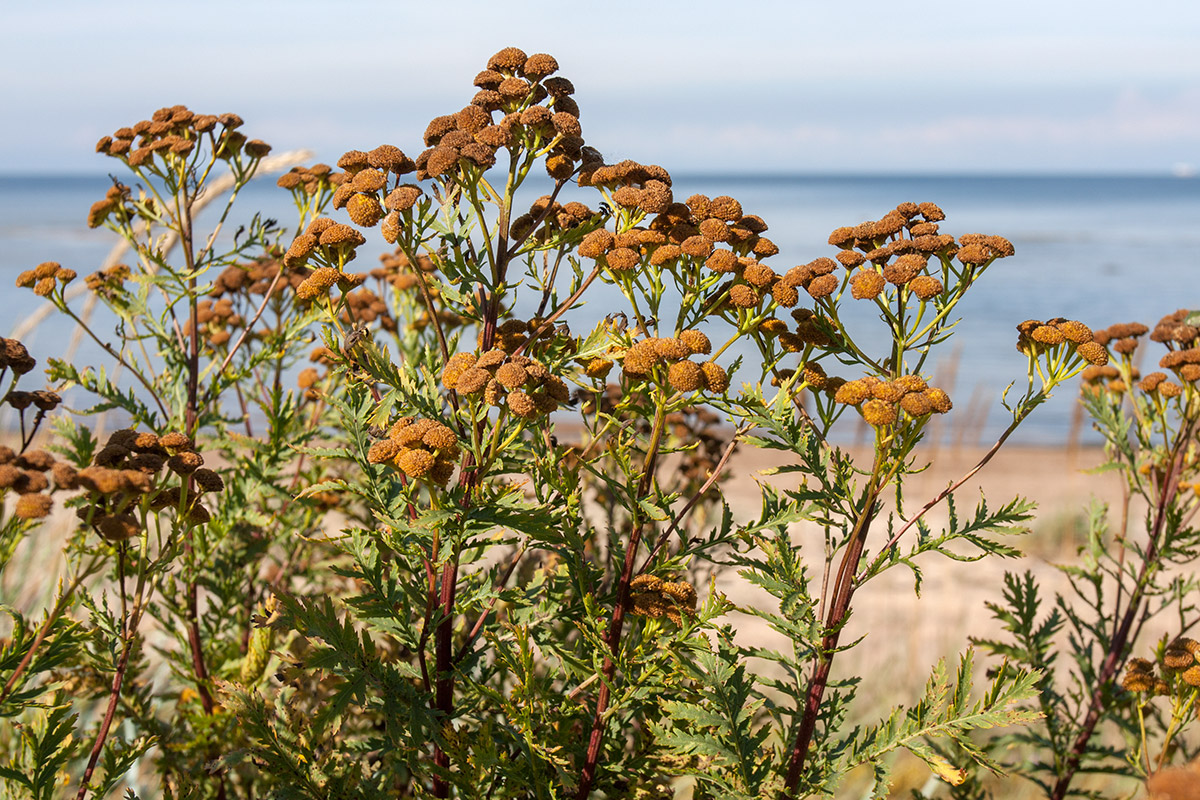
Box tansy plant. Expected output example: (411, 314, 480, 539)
(0, 47, 1130, 800)
(970, 312, 1200, 800)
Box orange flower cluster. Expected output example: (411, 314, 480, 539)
(442, 349, 570, 419)
(176, 255, 324, 351)
(75, 429, 223, 538)
(833, 374, 952, 427)
(1122, 658, 1166, 694)
(510, 194, 597, 244)
(329, 146, 420, 236)
(620, 334, 728, 394)
(286, 217, 369, 282)
(627, 574, 698, 625)
(580, 160, 673, 209)
(1122, 638, 1200, 693)
(209, 256, 294, 300)
(94, 105, 268, 172)
(1080, 365, 1139, 396)
(830, 202, 1014, 304)
(0, 445, 77, 520)
(85, 263, 131, 299)
(276, 162, 345, 197)
(366, 417, 460, 485)
(372, 249, 437, 291)
(16, 261, 77, 297)
(415, 48, 588, 183)
(1015, 319, 1108, 365)
(758, 308, 840, 353)
(771, 362, 838, 394)
(1089, 316, 1200, 386)
(1149, 310, 1199, 347)
(85, 182, 133, 229)
(1094, 321, 1150, 356)
(472, 317, 567, 357)
(576, 171, 793, 312)
(189, 297, 243, 349)
(1159, 348, 1200, 384)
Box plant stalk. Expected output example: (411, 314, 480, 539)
(575, 403, 669, 799)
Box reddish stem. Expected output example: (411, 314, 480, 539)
(74, 628, 137, 800)
(432, 554, 460, 797)
(1048, 441, 1186, 800)
(781, 453, 885, 797)
(575, 406, 668, 799)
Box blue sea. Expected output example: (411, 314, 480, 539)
(2, 172, 1198, 445)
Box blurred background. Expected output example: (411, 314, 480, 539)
(2, 0, 1198, 443)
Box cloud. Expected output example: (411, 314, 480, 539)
(588, 85, 1200, 172)
(5, 0, 1200, 173)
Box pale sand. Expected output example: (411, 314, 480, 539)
(710, 440, 1146, 710)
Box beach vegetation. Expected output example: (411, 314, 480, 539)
(0, 48, 1195, 800)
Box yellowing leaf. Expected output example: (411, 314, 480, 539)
(926, 754, 967, 785)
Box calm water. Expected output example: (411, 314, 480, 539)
(2, 173, 1198, 444)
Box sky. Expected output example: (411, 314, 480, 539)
(2, 0, 1198, 174)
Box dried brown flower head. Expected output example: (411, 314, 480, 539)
(908, 275, 943, 300)
(1139, 372, 1167, 393)
(245, 140, 272, 158)
(91, 512, 140, 541)
(667, 360, 703, 393)
(679, 329, 712, 355)
(705, 250, 739, 274)
(496, 362, 529, 390)
(850, 270, 886, 301)
(742, 262, 777, 289)
(1055, 320, 1093, 344)
(396, 448, 436, 478)
(522, 53, 559, 80)
(806, 274, 839, 300)
(15, 450, 54, 471)
(899, 392, 934, 417)
(488, 47, 528, 72)
(924, 387, 953, 413)
(167, 451, 203, 475)
(728, 284, 760, 308)
(192, 468, 225, 493)
(1031, 326, 1066, 346)
(157, 432, 190, 451)
(1164, 645, 1196, 671)
(14, 493, 53, 520)
(833, 380, 869, 406)
(882, 254, 927, 286)
(347, 193, 383, 227)
(801, 362, 827, 389)
(1076, 342, 1109, 366)
(498, 77, 530, 102)
(1121, 669, 1155, 693)
(544, 75, 575, 96)
(861, 399, 897, 427)
(1112, 337, 1138, 355)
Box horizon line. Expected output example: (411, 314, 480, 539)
(0, 168, 1195, 181)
